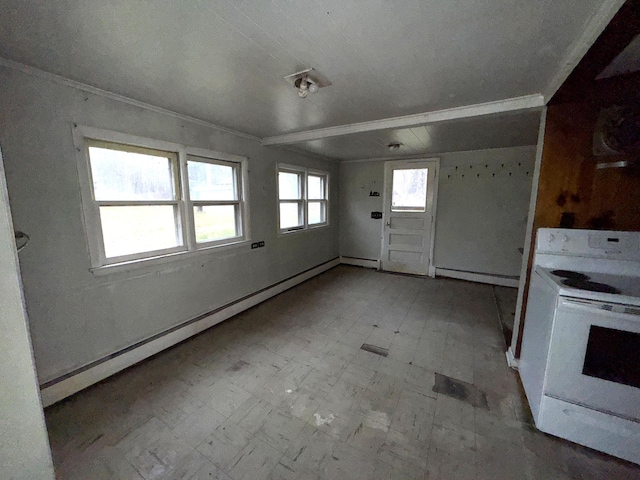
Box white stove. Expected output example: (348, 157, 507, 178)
(519, 228, 640, 465)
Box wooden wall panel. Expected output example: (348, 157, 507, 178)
(589, 166, 640, 230)
(533, 103, 596, 230)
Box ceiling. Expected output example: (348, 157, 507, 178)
(0, 0, 621, 159)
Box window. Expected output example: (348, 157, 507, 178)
(75, 126, 248, 269)
(307, 173, 328, 225)
(277, 164, 329, 233)
(187, 156, 243, 245)
(87, 141, 184, 260)
(391, 168, 428, 212)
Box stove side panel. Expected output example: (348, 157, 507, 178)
(519, 271, 559, 422)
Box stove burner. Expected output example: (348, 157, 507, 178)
(551, 270, 590, 281)
(561, 278, 621, 294)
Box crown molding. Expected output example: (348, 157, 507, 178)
(262, 94, 544, 146)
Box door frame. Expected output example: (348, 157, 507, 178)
(380, 158, 440, 277)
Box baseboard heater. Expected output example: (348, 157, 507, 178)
(339, 256, 380, 269)
(40, 257, 340, 407)
(435, 267, 519, 288)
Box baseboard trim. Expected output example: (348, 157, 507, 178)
(40, 257, 340, 407)
(435, 268, 519, 288)
(340, 256, 380, 269)
(506, 346, 519, 370)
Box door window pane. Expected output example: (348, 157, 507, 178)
(89, 147, 175, 201)
(279, 172, 302, 199)
(280, 203, 302, 229)
(391, 168, 428, 211)
(188, 161, 236, 201)
(308, 201, 326, 224)
(193, 205, 238, 243)
(308, 175, 325, 200)
(99, 205, 181, 258)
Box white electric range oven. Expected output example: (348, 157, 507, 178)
(519, 228, 640, 464)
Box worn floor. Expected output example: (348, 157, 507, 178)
(45, 266, 640, 480)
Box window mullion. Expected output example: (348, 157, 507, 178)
(177, 149, 194, 251)
(303, 172, 308, 230)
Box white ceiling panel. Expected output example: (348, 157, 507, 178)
(297, 110, 542, 161)
(0, 0, 616, 142)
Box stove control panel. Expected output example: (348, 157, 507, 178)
(537, 228, 640, 261)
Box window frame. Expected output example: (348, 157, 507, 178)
(84, 139, 187, 264)
(73, 126, 250, 273)
(184, 149, 248, 249)
(276, 163, 329, 234)
(306, 172, 329, 226)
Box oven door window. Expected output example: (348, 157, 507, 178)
(583, 326, 640, 389)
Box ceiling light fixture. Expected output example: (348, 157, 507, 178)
(388, 142, 403, 151)
(284, 68, 331, 99)
(294, 76, 317, 98)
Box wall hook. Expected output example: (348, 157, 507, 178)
(15, 231, 30, 252)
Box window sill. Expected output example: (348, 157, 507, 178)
(90, 239, 250, 277)
(278, 223, 330, 237)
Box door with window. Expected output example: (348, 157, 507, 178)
(381, 159, 438, 275)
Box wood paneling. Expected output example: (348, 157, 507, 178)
(534, 102, 640, 231)
(532, 103, 597, 230)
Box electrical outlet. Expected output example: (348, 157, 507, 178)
(258, 241, 265, 247)
(251, 241, 265, 249)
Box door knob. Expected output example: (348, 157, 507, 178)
(385, 221, 390, 226)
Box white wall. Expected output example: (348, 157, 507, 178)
(0, 66, 339, 385)
(433, 146, 535, 277)
(0, 155, 54, 479)
(339, 146, 536, 277)
(339, 160, 385, 260)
